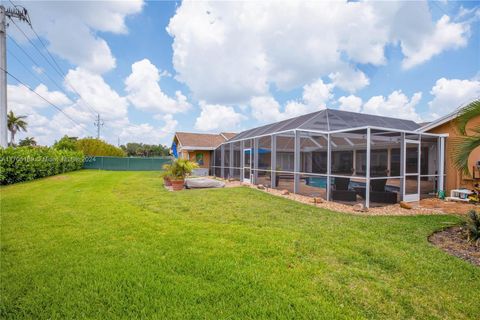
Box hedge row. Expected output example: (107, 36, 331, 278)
(0, 147, 84, 185)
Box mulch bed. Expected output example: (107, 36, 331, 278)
(429, 226, 480, 266)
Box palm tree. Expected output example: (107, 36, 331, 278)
(452, 99, 480, 175)
(18, 137, 37, 147)
(7, 111, 28, 146)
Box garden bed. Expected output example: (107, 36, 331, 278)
(429, 226, 480, 266)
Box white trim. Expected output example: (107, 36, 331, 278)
(242, 148, 252, 183)
(366, 128, 371, 208)
(416, 110, 459, 132)
(179, 146, 216, 151)
(403, 139, 421, 202)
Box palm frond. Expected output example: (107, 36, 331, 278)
(455, 99, 480, 135)
(451, 135, 480, 175)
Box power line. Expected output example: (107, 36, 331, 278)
(28, 23, 101, 116)
(0, 65, 95, 136)
(7, 34, 68, 94)
(6, 46, 46, 85)
(8, 15, 101, 117)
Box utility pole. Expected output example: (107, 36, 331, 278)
(0, 5, 30, 148)
(94, 113, 104, 139)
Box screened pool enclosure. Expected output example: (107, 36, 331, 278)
(212, 109, 446, 207)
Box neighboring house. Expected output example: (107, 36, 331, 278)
(418, 110, 480, 193)
(171, 132, 236, 173)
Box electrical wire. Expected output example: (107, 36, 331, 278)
(6, 47, 47, 86)
(0, 66, 96, 136)
(7, 34, 68, 94)
(8, 16, 101, 117)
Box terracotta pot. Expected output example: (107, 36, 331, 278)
(164, 176, 172, 186)
(171, 179, 185, 191)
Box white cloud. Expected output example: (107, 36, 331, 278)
(302, 79, 334, 107)
(329, 68, 370, 93)
(428, 78, 480, 118)
(65, 67, 128, 121)
(167, 1, 473, 104)
(338, 95, 363, 113)
(8, 83, 71, 115)
(14, 0, 144, 73)
(401, 15, 469, 69)
(119, 115, 178, 145)
(250, 78, 333, 123)
(125, 59, 191, 114)
(194, 101, 246, 131)
(363, 90, 423, 122)
(250, 96, 284, 123)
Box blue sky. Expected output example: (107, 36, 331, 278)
(3, 0, 480, 146)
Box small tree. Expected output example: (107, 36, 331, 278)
(465, 210, 480, 245)
(452, 100, 480, 175)
(169, 158, 198, 180)
(7, 111, 27, 146)
(53, 135, 77, 151)
(18, 137, 37, 147)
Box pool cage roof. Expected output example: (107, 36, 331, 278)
(229, 109, 422, 142)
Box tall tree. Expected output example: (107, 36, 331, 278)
(452, 99, 480, 175)
(7, 111, 28, 146)
(18, 137, 37, 147)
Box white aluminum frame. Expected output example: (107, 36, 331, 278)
(211, 124, 446, 208)
(403, 139, 421, 202)
(242, 148, 252, 184)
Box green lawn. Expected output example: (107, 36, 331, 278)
(1, 170, 479, 319)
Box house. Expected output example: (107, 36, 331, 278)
(417, 108, 480, 193)
(171, 132, 236, 174)
(211, 108, 447, 208)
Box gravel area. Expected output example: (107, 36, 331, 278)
(218, 179, 479, 216)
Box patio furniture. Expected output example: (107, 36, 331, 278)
(369, 179, 397, 204)
(332, 177, 357, 201)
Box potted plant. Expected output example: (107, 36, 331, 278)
(169, 158, 198, 191)
(161, 163, 172, 186)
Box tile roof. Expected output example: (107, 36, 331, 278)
(174, 132, 236, 149)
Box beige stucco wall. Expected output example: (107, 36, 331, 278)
(427, 115, 480, 192)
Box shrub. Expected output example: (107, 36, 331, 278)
(0, 147, 84, 185)
(465, 210, 480, 245)
(53, 135, 77, 151)
(169, 158, 198, 180)
(76, 138, 126, 157)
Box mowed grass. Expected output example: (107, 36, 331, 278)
(1, 170, 479, 319)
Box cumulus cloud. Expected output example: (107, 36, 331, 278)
(194, 101, 246, 131)
(338, 95, 363, 113)
(167, 1, 473, 104)
(250, 79, 333, 123)
(428, 77, 480, 118)
(12, 0, 144, 73)
(65, 67, 128, 121)
(329, 68, 370, 93)
(119, 115, 178, 144)
(401, 15, 469, 69)
(125, 59, 191, 114)
(8, 83, 71, 115)
(363, 90, 423, 122)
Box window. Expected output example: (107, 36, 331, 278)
(196, 153, 204, 165)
